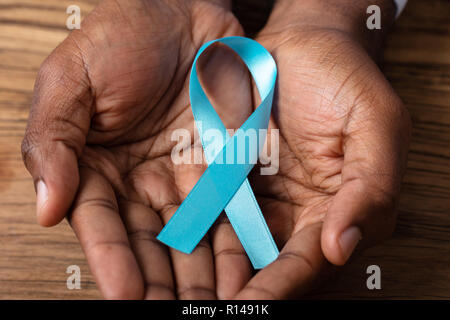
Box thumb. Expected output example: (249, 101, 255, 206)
(321, 85, 411, 266)
(321, 180, 397, 266)
(21, 39, 93, 227)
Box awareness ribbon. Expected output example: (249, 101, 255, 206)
(157, 36, 279, 269)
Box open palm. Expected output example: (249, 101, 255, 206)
(22, 0, 260, 299)
(232, 27, 411, 299)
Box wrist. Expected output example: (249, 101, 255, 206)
(261, 0, 396, 56)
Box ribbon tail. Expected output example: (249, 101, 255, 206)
(225, 179, 279, 268)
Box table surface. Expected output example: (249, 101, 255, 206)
(0, 0, 449, 299)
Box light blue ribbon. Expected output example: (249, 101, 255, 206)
(157, 36, 279, 269)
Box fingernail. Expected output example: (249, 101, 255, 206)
(36, 180, 48, 217)
(339, 226, 362, 262)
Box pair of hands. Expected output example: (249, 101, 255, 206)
(22, 0, 411, 299)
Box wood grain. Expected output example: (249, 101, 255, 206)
(0, 0, 449, 299)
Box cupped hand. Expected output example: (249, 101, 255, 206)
(233, 7, 412, 299)
(21, 0, 257, 299)
(22, 0, 412, 300)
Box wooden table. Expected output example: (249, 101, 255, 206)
(0, 0, 449, 299)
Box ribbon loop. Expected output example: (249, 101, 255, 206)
(157, 36, 279, 269)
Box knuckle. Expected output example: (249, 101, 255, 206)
(214, 248, 245, 259)
(197, 238, 212, 250)
(277, 251, 315, 273)
(74, 197, 118, 214)
(177, 286, 215, 299)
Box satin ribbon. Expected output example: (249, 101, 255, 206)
(157, 36, 279, 269)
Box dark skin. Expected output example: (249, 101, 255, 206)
(22, 0, 411, 299)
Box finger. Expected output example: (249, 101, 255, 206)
(162, 149, 216, 300)
(235, 222, 325, 299)
(321, 86, 411, 266)
(21, 38, 93, 227)
(160, 205, 217, 300)
(119, 199, 175, 299)
(211, 215, 252, 299)
(69, 167, 144, 299)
